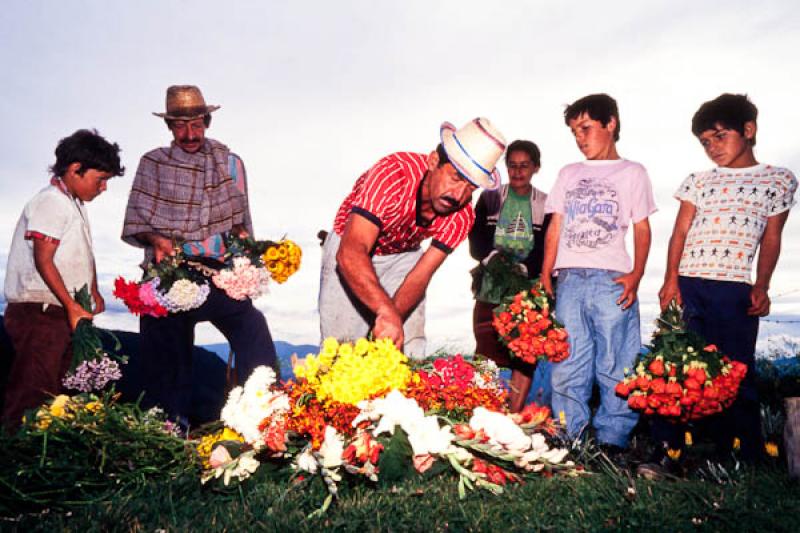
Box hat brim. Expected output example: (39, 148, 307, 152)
(152, 105, 221, 120)
(440, 122, 501, 190)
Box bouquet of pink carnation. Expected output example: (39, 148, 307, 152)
(212, 256, 271, 300)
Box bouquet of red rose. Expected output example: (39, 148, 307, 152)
(614, 300, 747, 422)
(491, 281, 570, 365)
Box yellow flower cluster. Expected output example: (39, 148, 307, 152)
(261, 240, 302, 284)
(197, 427, 245, 469)
(30, 394, 104, 430)
(294, 337, 412, 405)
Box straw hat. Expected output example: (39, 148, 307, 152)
(440, 118, 506, 190)
(152, 85, 220, 120)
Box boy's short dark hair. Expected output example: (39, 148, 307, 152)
(50, 129, 125, 178)
(691, 93, 758, 146)
(505, 140, 541, 167)
(564, 93, 621, 141)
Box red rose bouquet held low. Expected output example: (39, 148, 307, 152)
(491, 281, 570, 366)
(615, 300, 748, 422)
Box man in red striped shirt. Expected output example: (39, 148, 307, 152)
(319, 118, 506, 357)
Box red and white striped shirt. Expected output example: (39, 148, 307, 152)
(333, 152, 475, 255)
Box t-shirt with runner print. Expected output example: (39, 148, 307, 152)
(675, 163, 797, 283)
(332, 152, 474, 255)
(544, 159, 657, 273)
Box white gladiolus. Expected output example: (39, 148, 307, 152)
(319, 426, 344, 469)
(296, 447, 319, 474)
(469, 407, 530, 453)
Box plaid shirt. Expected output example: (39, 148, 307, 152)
(122, 138, 253, 262)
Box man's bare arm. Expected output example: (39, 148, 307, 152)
(391, 246, 448, 319)
(336, 214, 403, 346)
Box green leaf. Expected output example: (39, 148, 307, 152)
(73, 284, 93, 312)
(376, 427, 414, 485)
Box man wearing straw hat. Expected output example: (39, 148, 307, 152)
(319, 118, 506, 357)
(122, 85, 278, 427)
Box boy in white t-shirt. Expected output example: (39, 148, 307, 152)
(541, 94, 657, 459)
(2, 129, 124, 430)
(638, 94, 797, 477)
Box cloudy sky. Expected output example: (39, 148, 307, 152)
(1, 0, 799, 353)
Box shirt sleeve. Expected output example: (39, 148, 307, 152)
(544, 168, 567, 215)
(25, 192, 70, 242)
(230, 153, 254, 235)
(630, 164, 658, 223)
(674, 173, 700, 206)
(432, 205, 474, 254)
(121, 155, 158, 246)
(349, 157, 405, 229)
(769, 168, 798, 216)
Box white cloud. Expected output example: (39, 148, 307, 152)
(1, 0, 799, 354)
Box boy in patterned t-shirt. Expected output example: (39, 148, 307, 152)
(639, 94, 797, 477)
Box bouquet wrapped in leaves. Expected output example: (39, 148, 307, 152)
(614, 300, 747, 422)
(114, 234, 302, 316)
(64, 285, 126, 392)
(491, 281, 570, 365)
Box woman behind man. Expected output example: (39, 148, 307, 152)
(469, 140, 552, 412)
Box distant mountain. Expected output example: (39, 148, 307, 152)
(202, 341, 318, 374)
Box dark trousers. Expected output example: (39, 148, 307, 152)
(139, 283, 279, 420)
(2, 303, 72, 430)
(651, 277, 762, 460)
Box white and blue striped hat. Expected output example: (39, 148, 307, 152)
(440, 117, 506, 190)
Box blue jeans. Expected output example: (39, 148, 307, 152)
(551, 268, 641, 447)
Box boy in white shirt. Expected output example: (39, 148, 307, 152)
(2, 129, 124, 430)
(639, 94, 796, 476)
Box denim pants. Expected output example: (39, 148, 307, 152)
(551, 268, 641, 447)
(650, 276, 762, 459)
(318, 231, 426, 358)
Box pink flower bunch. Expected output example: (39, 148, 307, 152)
(212, 257, 271, 301)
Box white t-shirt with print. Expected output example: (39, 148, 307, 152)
(675, 164, 797, 283)
(5, 184, 96, 306)
(544, 159, 657, 273)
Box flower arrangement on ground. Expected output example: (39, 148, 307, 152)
(492, 281, 570, 365)
(615, 300, 747, 421)
(199, 338, 580, 513)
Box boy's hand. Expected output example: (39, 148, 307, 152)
(540, 271, 554, 297)
(748, 285, 770, 316)
(613, 272, 641, 310)
(658, 277, 682, 310)
(66, 302, 94, 332)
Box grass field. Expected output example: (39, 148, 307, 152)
(3, 459, 799, 532)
